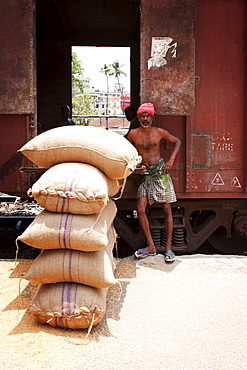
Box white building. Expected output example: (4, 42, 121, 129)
(73, 75, 129, 116)
(90, 89, 125, 115)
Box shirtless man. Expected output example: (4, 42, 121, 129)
(127, 103, 181, 262)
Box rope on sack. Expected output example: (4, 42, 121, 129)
(112, 166, 129, 201)
(63, 312, 96, 345)
(15, 238, 20, 266)
(111, 234, 122, 300)
(28, 187, 94, 202)
(112, 156, 142, 200)
(16, 276, 24, 325)
(83, 206, 105, 236)
(12, 238, 25, 324)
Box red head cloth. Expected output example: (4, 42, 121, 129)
(137, 103, 155, 116)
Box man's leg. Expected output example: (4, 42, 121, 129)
(162, 203, 174, 255)
(136, 196, 156, 255)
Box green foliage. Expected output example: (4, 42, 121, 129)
(111, 61, 127, 79)
(71, 53, 128, 120)
(72, 94, 96, 125)
(72, 52, 96, 122)
(111, 61, 127, 112)
(100, 64, 112, 114)
(100, 64, 112, 76)
(72, 52, 84, 95)
(100, 61, 127, 114)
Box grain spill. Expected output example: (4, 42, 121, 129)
(0, 254, 246, 370)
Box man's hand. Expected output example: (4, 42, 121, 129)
(134, 165, 147, 175)
(162, 158, 174, 174)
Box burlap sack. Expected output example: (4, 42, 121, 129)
(19, 125, 142, 179)
(17, 199, 117, 251)
(28, 282, 108, 329)
(24, 227, 117, 288)
(27, 162, 119, 215)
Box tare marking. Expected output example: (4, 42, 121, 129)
(211, 132, 234, 151)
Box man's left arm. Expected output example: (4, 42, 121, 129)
(159, 128, 181, 173)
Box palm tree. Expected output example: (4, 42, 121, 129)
(100, 64, 112, 116)
(111, 61, 127, 113)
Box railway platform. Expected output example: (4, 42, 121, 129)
(0, 253, 246, 369)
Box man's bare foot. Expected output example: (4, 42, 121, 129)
(165, 247, 173, 255)
(135, 244, 156, 259)
(164, 246, 175, 262)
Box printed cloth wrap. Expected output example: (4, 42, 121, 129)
(137, 158, 177, 205)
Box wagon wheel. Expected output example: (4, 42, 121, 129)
(113, 213, 146, 258)
(208, 228, 247, 255)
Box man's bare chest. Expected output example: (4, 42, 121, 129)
(136, 137, 157, 151)
(135, 132, 160, 152)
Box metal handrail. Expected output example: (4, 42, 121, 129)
(72, 115, 126, 118)
(72, 114, 129, 130)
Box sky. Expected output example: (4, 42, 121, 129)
(72, 46, 131, 93)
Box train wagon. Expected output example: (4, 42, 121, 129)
(0, 0, 246, 256)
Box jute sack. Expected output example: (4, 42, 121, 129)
(24, 227, 117, 288)
(27, 162, 120, 215)
(19, 126, 142, 179)
(28, 282, 108, 329)
(17, 199, 117, 251)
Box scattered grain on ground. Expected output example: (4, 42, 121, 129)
(0, 254, 246, 370)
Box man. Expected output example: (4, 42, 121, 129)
(125, 106, 140, 129)
(55, 105, 76, 127)
(124, 106, 140, 138)
(127, 103, 181, 262)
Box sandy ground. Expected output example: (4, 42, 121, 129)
(0, 253, 246, 370)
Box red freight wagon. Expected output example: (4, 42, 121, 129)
(0, 0, 246, 255)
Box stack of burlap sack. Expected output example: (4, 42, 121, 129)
(17, 126, 141, 329)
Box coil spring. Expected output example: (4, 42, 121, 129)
(151, 229, 161, 247)
(151, 227, 185, 248)
(172, 227, 184, 247)
(161, 228, 166, 246)
(161, 227, 185, 247)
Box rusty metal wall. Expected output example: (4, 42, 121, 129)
(140, 0, 195, 115)
(0, 0, 36, 115)
(186, 0, 246, 197)
(0, 115, 31, 197)
(0, 0, 246, 201)
(126, 0, 246, 200)
(0, 0, 36, 197)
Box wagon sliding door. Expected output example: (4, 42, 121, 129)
(0, 0, 36, 197)
(140, 0, 246, 198)
(186, 0, 246, 197)
(140, 0, 195, 115)
(139, 0, 195, 195)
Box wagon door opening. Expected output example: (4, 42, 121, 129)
(71, 45, 131, 128)
(36, 0, 141, 131)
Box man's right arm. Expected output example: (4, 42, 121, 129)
(126, 129, 134, 143)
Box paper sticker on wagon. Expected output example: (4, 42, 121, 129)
(148, 37, 177, 70)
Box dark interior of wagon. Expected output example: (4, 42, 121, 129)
(36, 0, 140, 129)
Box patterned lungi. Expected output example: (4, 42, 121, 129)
(137, 158, 177, 205)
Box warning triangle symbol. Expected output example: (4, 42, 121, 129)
(231, 177, 241, 188)
(211, 173, 225, 185)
